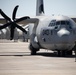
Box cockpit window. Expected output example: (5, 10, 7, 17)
(61, 21, 65, 25)
(66, 21, 70, 25)
(49, 20, 56, 26)
(55, 20, 72, 29)
(49, 20, 71, 29)
(49, 22, 55, 26)
(56, 21, 60, 25)
(56, 21, 70, 25)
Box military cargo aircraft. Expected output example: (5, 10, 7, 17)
(0, 0, 76, 56)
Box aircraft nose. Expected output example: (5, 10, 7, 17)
(57, 28, 70, 38)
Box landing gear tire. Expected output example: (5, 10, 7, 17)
(31, 50, 37, 55)
(57, 50, 66, 57)
(29, 43, 39, 55)
(58, 50, 61, 57)
(66, 50, 72, 55)
(62, 50, 66, 57)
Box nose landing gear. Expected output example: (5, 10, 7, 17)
(57, 50, 72, 57)
(57, 50, 66, 57)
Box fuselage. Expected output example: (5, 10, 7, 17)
(35, 15, 76, 51)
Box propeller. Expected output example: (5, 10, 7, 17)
(0, 5, 30, 40)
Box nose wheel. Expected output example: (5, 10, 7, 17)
(58, 50, 61, 56)
(66, 50, 72, 55)
(57, 50, 72, 57)
(57, 50, 66, 57)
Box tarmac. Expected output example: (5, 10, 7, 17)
(0, 40, 76, 75)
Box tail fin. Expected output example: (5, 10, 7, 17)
(36, 0, 45, 16)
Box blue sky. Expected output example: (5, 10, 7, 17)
(0, 0, 76, 18)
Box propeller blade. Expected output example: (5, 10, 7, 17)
(0, 9, 11, 21)
(15, 16, 30, 23)
(0, 23, 11, 29)
(12, 5, 19, 20)
(15, 24, 27, 34)
(10, 23, 15, 40)
(10, 25, 15, 40)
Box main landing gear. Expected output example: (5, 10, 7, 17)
(29, 43, 39, 55)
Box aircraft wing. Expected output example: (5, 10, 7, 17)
(0, 18, 39, 25)
(17, 18, 39, 25)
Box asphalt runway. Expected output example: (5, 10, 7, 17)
(0, 40, 76, 75)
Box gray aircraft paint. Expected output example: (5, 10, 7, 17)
(29, 0, 76, 51)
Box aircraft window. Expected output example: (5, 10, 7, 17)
(49, 22, 55, 26)
(61, 21, 65, 25)
(56, 21, 70, 25)
(66, 21, 70, 25)
(52, 23, 55, 26)
(66, 21, 72, 29)
(56, 21, 60, 25)
(49, 20, 56, 26)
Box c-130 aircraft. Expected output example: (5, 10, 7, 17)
(0, 0, 76, 56)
